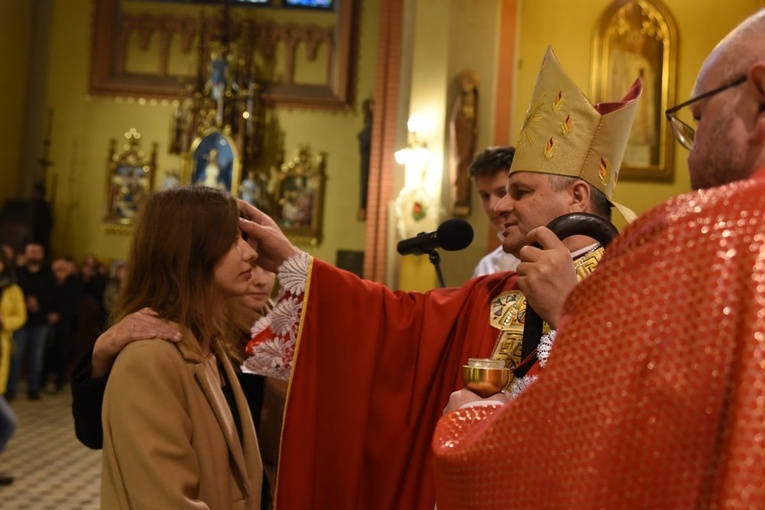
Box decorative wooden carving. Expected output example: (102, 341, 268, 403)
(90, 0, 357, 110)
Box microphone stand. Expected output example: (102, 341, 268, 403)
(424, 249, 447, 288)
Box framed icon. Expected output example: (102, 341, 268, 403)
(591, 0, 678, 181)
(189, 129, 240, 195)
(274, 146, 326, 246)
(103, 128, 156, 231)
(239, 169, 275, 216)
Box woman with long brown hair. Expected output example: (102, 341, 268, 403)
(100, 186, 262, 509)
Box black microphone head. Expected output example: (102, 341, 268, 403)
(436, 218, 474, 251)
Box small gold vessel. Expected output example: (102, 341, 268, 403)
(462, 358, 513, 398)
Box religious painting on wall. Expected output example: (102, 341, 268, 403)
(274, 146, 326, 246)
(591, 0, 677, 181)
(103, 128, 156, 232)
(189, 130, 240, 195)
(238, 169, 275, 216)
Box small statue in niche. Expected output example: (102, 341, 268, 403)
(207, 52, 230, 103)
(449, 70, 479, 217)
(357, 98, 373, 221)
(197, 148, 226, 190)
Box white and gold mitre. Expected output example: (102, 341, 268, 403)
(510, 47, 642, 222)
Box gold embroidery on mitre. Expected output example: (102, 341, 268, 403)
(598, 156, 610, 186)
(520, 94, 546, 147)
(552, 91, 563, 111)
(508, 47, 642, 225)
(561, 114, 573, 136)
(544, 137, 555, 159)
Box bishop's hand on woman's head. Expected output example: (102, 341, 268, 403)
(237, 198, 301, 273)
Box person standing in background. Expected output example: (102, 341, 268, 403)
(0, 248, 26, 485)
(0, 249, 26, 397)
(45, 257, 81, 393)
(469, 146, 521, 277)
(80, 254, 107, 330)
(6, 243, 56, 401)
(102, 262, 126, 319)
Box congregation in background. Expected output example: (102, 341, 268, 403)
(3, 244, 124, 401)
(0, 242, 125, 486)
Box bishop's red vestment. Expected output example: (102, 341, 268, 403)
(244, 244, 603, 509)
(246, 259, 524, 509)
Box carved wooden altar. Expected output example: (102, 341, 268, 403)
(90, 0, 358, 110)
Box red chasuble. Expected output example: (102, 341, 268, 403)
(272, 260, 519, 509)
(432, 167, 765, 509)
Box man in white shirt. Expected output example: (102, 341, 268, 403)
(470, 146, 520, 276)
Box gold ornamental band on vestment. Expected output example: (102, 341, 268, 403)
(489, 246, 605, 377)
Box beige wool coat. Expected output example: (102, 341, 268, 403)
(101, 328, 262, 510)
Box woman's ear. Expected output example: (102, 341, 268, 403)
(568, 180, 591, 213)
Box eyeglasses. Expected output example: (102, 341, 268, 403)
(665, 75, 747, 150)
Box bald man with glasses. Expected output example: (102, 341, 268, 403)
(665, 75, 747, 150)
(667, 58, 761, 192)
(432, 9, 765, 509)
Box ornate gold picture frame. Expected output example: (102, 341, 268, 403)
(591, 0, 677, 181)
(274, 146, 326, 246)
(103, 129, 156, 232)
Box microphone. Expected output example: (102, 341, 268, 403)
(397, 218, 474, 256)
